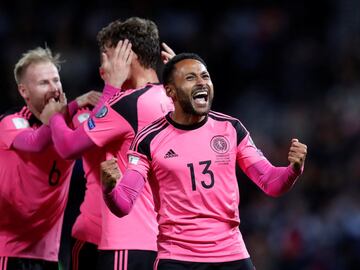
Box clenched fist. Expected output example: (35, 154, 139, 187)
(288, 138, 307, 173)
(100, 158, 122, 193)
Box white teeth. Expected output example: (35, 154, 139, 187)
(193, 91, 208, 99)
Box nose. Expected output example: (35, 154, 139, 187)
(49, 82, 61, 97)
(196, 76, 206, 86)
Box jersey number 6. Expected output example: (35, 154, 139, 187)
(48, 160, 61, 186)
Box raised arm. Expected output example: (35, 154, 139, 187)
(100, 158, 145, 217)
(238, 136, 307, 197)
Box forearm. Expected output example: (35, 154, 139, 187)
(103, 169, 145, 217)
(49, 113, 95, 159)
(67, 100, 79, 118)
(12, 125, 52, 152)
(92, 84, 119, 115)
(245, 159, 301, 197)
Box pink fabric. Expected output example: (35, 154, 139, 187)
(123, 111, 304, 262)
(103, 169, 145, 217)
(125, 112, 251, 262)
(92, 84, 119, 115)
(62, 85, 119, 244)
(49, 113, 94, 160)
(48, 84, 119, 160)
(0, 107, 74, 261)
(245, 159, 300, 197)
(84, 84, 172, 250)
(12, 125, 52, 152)
(236, 133, 301, 197)
(67, 100, 79, 117)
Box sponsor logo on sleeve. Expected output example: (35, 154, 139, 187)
(128, 155, 140, 165)
(95, 106, 108, 118)
(77, 112, 90, 123)
(12, 118, 30, 129)
(87, 118, 96, 130)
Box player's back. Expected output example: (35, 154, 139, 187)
(86, 83, 173, 250)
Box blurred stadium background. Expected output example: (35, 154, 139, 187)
(1, 0, 359, 269)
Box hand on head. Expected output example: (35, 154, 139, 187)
(101, 39, 133, 88)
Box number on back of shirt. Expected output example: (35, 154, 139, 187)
(187, 160, 215, 191)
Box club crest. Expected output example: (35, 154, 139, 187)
(210, 135, 230, 154)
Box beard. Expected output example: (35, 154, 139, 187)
(176, 86, 213, 116)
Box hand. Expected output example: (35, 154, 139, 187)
(40, 93, 67, 125)
(101, 39, 133, 88)
(100, 158, 122, 193)
(161, 42, 176, 64)
(288, 138, 307, 173)
(76, 90, 102, 108)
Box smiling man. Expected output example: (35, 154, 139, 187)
(0, 47, 99, 270)
(101, 53, 308, 270)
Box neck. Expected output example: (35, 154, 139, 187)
(26, 103, 41, 120)
(170, 110, 206, 126)
(127, 67, 159, 89)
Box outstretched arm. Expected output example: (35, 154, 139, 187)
(12, 125, 52, 152)
(101, 158, 145, 217)
(48, 112, 95, 160)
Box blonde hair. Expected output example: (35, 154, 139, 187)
(14, 47, 61, 84)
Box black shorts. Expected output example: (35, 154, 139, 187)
(71, 238, 98, 270)
(155, 258, 255, 270)
(97, 249, 157, 270)
(0, 257, 58, 270)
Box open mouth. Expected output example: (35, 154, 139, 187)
(192, 90, 208, 105)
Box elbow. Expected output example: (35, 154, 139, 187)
(108, 204, 133, 218)
(263, 184, 293, 198)
(56, 148, 76, 160)
(103, 192, 135, 218)
(264, 190, 283, 198)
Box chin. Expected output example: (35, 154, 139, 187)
(195, 109, 209, 116)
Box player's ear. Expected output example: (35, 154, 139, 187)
(18, 83, 29, 100)
(165, 84, 175, 98)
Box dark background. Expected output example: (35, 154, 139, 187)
(1, 1, 360, 269)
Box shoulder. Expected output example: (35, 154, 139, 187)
(108, 84, 157, 108)
(0, 106, 32, 128)
(208, 111, 248, 144)
(130, 115, 169, 159)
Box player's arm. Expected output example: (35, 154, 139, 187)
(68, 90, 102, 117)
(12, 125, 52, 152)
(100, 158, 146, 217)
(237, 135, 307, 197)
(48, 112, 95, 159)
(161, 42, 176, 64)
(0, 109, 52, 152)
(42, 90, 102, 125)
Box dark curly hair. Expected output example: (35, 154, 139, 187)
(162, 53, 207, 85)
(97, 17, 160, 70)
